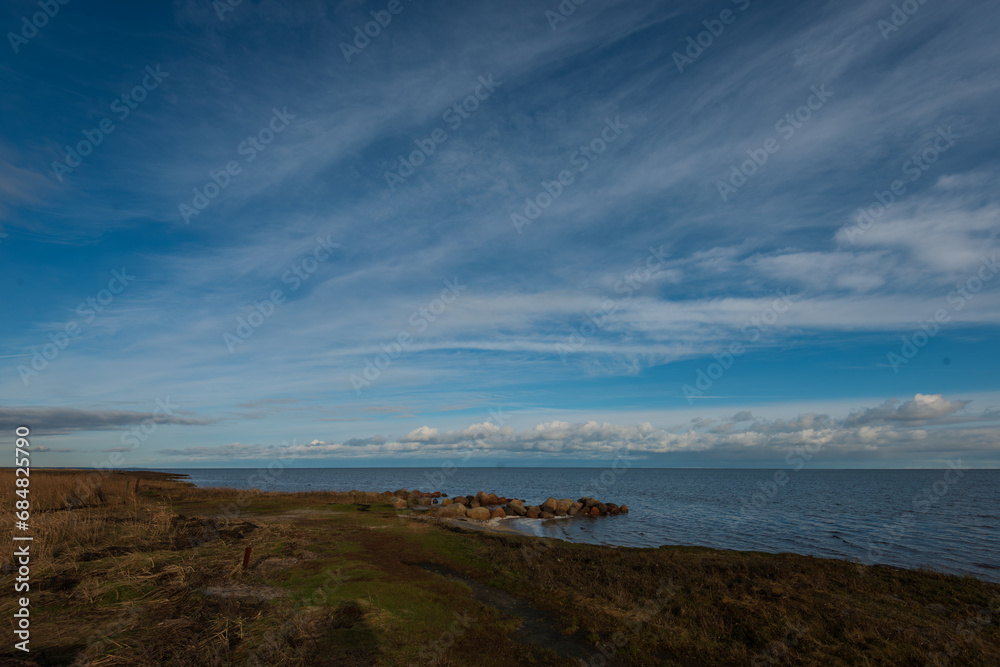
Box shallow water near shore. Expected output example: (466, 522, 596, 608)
(160, 467, 1000, 582)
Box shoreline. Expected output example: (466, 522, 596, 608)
(4, 469, 999, 665)
(169, 471, 1000, 584)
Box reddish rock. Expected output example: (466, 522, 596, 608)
(486, 493, 501, 505)
(442, 498, 453, 506)
(554, 509, 567, 517)
(469, 499, 481, 509)
(490, 507, 506, 519)
(539, 511, 555, 519)
(588, 507, 600, 517)
(453, 496, 469, 505)
(541, 497, 559, 512)
(475, 491, 489, 504)
(620, 504, 628, 513)
(568, 502, 583, 516)
(555, 498, 573, 512)
(467, 507, 491, 521)
(526, 509, 540, 519)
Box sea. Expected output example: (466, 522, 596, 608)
(157, 467, 1000, 583)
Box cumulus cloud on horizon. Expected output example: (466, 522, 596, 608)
(155, 394, 999, 464)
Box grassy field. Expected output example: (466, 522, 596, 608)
(1, 469, 998, 666)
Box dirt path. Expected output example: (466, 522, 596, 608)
(414, 561, 610, 665)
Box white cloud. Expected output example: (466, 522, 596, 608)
(844, 393, 968, 426)
(158, 394, 999, 464)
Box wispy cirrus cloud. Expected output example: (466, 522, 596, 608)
(2, 1, 998, 466)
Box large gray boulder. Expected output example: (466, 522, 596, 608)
(507, 500, 527, 516)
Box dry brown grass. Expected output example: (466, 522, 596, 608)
(4, 470, 997, 666)
(470, 533, 1000, 665)
(0, 469, 175, 572)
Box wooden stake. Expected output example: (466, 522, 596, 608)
(242, 546, 252, 570)
(134, 478, 141, 495)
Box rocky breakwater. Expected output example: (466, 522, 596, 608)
(386, 489, 628, 522)
(385, 488, 447, 509)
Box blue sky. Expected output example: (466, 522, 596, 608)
(2, 0, 999, 469)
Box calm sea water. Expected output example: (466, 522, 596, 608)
(157, 467, 1000, 582)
